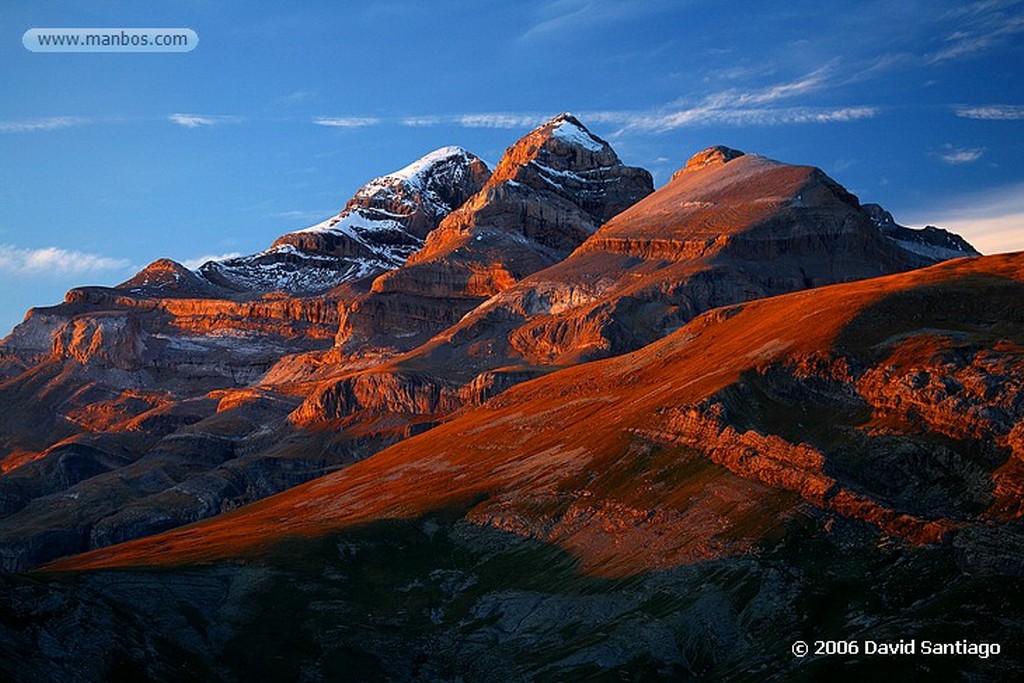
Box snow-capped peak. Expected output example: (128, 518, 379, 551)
(189, 146, 491, 295)
(550, 114, 605, 152)
(381, 146, 474, 186)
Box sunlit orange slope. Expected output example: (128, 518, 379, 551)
(290, 145, 943, 430)
(49, 252, 1024, 578)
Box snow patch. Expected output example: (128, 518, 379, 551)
(385, 146, 471, 186)
(886, 237, 971, 262)
(551, 118, 604, 152)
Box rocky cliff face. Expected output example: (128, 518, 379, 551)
(494, 147, 948, 364)
(292, 145, 976, 430)
(334, 114, 654, 356)
(0, 150, 496, 572)
(53, 252, 1024, 574)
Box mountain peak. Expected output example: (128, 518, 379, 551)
(381, 145, 477, 185)
(487, 114, 627, 191)
(545, 113, 606, 152)
(116, 258, 219, 297)
(193, 148, 490, 294)
(674, 145, 746, 179)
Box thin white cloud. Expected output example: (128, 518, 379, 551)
(313, 116, 381, 128)
(401, 116, 443, 127)
(169, 113, 243, 128)
(519, 0, 674, 42)
(954, 104, 1024, 120)
(0, 116, 89, 133)
(938, 146, 986, 164)
(603, 105, 878, 132)
(307, 72, 871, 135)
(593, 69, 879, 132)
(722, 67, 832, 107)
(396, 114, 547, 129)
(180, 252, 243, 270)
(0, 244, 131, 276)
(671, 67, 834, 109)
(456, 114, 547, 129)
(388, 98, 879, 134)
(927, 8, 1024, 63)
(277, 90, 318, 106)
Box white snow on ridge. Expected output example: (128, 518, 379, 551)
(200, 250, 396, 294)
(551, 118, 604, 152)
(886, 237, 971, 262)
(186, 146, 481, 295)
(383, 146, 472, 185)
(291, 208, 405, 238)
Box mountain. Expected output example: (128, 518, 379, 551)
(2, 111, 1016, 680)
(197, 146, 491, 294)
(17, 252, 1022, 681)
(0, 149, 492, 572)
(54, 251, 1024, 570)
(0, 117, 985, 575)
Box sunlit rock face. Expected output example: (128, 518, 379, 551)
(334, 113, 654, 357)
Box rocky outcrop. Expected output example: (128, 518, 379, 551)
(52, 252, 1024, 576)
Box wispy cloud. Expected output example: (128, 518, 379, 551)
(395, 113, 549, 129)
(646, 106, 877, 130)
(277, 90, 318, 106)
(313, 116, 381, 128)
(0, 116, 89, 133)
(954, 104, 1024, 120)
(593, 69, 881, 132)
(938, 145, 986, 164)
(387, 69, 871, 136)
(401, 116, 443, 127)
(717, 67, 833, 107)
(456, 114, 548, 129)
(519, 0, 673, 42)
(927, 2, 1024, 63)
(169, 113, 244, 128)
(0, 244, 131, 275)
(180, 252, 243, 270)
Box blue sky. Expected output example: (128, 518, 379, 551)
(1, 0, 1022, 335)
